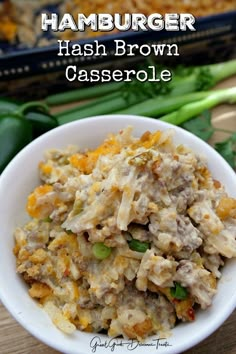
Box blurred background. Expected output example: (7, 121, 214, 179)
(0, 0, 235, 99)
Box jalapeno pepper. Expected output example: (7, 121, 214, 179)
(0, 115, 32, 172)
(18, 101, 57, 137)
(0, 99, 19, 115)
(25, 110, 58, 138)
(0, 100, 58, 172)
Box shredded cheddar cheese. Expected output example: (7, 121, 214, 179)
(26, 184, 53, 218)
(69, 135, 121, 174)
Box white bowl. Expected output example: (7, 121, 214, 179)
(0, 115, 236, 354)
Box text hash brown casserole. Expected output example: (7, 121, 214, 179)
(14, 127, 236, 339)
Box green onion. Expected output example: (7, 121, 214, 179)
(56, 89, 149, 125)
(57, 94, 132, 125)
(55, 91, 120, 117)
(170, 282, 188, 300)
(117, 91, 208, 117)
(92, 242, 112, 260)
(46, 82, 124, 106)
(160, 86, 236, 126)
(128, 239, 150, 253)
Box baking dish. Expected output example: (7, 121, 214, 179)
(0, 10, 235, 81)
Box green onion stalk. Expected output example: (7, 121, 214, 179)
(160, 86, 236, 125)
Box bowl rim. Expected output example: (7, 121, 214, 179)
(0, 114, 236, 354)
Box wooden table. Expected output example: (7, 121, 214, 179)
(1, 76, 236, 354)
(0, 302, 236, 354)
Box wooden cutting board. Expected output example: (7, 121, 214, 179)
(0, 76, 236, 354)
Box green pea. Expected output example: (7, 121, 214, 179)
(92, 242, 112, 260)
